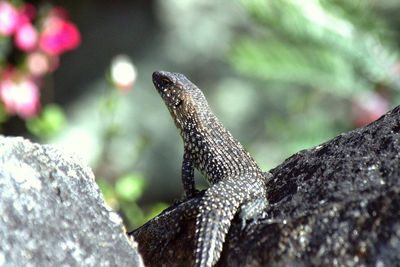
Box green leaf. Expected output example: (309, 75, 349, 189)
(120, 202, 145, 228)
(26, 104, 66, 139)
(230, 38, 366, 96)
(233, 0, 399, 94)
(115, 173, 146, 202)
(97, 179, 114, 199)
(145, 202, 169, 222)
(0, 103, 9, 124)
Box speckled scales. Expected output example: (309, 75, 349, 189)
(152, 71, 268, 267)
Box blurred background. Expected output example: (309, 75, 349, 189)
(1, 0, 399, 229)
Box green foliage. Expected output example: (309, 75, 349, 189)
(115, 173, 146, 202)
(98, 172, 165, 229)
(96, 179, 116, 203)
(230, 0, 399, 163)
(231, 39, 362, 95)
(26, 104, 66, 139)
(233, 0, 398, 95)
(0, 104, 8, 124)
(99, 91, 121, 114)
(145, 202, 169, 222)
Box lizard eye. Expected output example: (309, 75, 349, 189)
(162, 78, 173, 87)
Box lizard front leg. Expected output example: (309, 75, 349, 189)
(182, 148, 197, 198)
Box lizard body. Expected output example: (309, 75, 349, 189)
(152, 71, 267, 266)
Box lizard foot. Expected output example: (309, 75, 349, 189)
(239, 198, 269, 230)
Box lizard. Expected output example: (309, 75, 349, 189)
(151, 70, 268, 266)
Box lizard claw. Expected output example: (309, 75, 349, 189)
(239, 198, 269, 230)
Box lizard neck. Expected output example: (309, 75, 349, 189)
(178, 99, 262, 184)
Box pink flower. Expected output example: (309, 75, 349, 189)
(26, 51, 59, 76)
(0, 2, 19, 36)
(26, 52, 49, 76)
(352, 93, 388, 128)
(14, 22, 38, 51)
(20, 3, 36, 21)
(0, 78, 40, 118)
(39, 17, 80, 55)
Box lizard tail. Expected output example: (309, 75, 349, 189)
(193, 179, 248, 267)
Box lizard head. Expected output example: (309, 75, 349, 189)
(152, 71, 192, 108)
(152, 70, 210, 132)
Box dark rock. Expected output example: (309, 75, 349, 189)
(0, 136, 143, 267)
(131, 105, 400, 266)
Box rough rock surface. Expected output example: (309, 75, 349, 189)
(0, 136, 143, 267)
(131, 105, 400, 266)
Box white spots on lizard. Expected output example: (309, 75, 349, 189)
(152, 71, 267, 267)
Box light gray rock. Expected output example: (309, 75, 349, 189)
(0, 136, 143, 267)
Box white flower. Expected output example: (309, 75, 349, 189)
(110, 55, 137, 91)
